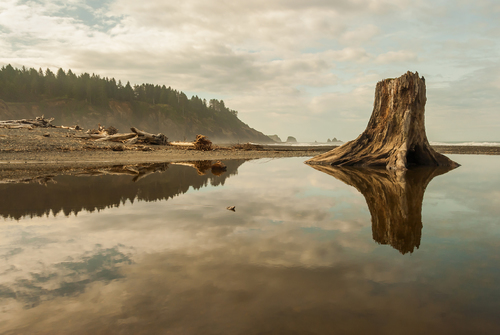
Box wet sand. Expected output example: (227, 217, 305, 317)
(1, 127, 499, 181)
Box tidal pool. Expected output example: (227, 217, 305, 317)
(1, 155, 499, 334)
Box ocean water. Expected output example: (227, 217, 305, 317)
(260, 141, 500, 147)
(1, 155, 500, 334)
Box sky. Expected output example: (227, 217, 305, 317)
(0, 0, 499, 142)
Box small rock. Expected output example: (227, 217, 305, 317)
(226, 206, 236, 212)
(43, 133, 50, 137)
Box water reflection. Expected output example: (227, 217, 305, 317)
(1, 156, 500, 334)
(0, 160, 243, 220)
(310, 165, 454, 254)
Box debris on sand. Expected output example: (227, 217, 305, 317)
(0, 116, 56, 129)
(78, 127, 168, 145)
(194, 134, 213, 151)
(232, 143, 264, 151)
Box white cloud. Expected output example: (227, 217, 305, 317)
(375, 50, 418, 64)
(339, 24, 381, 46)
(0, 0, 499, 141)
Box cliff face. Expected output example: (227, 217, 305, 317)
(1, 99, 272, 143)
(267, 134, 282, 143)
(307, 71, 458, 169)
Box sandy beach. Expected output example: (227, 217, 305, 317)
(1, 127, 499, 181)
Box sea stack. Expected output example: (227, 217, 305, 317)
(306, 71, 459, 170)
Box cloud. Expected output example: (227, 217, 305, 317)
(339, 24, 381, 46)
(0, 0, 499, 141)
(375, 50, 418, 64)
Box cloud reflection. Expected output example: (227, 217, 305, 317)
(1, 157, 500, 334)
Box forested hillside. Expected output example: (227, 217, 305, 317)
(0, 64, 272, 142)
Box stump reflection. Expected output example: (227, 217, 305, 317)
(311, 165, 454, 254)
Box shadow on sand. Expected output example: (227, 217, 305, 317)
(310, 165, 455, 254)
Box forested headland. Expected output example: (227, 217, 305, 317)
(0, 64, 272, 142)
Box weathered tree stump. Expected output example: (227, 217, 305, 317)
(306, 71, 459, 170)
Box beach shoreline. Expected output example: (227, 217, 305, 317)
(1, 127, 499, 181)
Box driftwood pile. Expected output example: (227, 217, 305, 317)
(79, 127, 168, 145)
(169, 135, 214, 151)
(87, 124, 118, 136)
(194, 135, 213, 151)
(0, 116, 56, 129)
(0, 115, 83, 131)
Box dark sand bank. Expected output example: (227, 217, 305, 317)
(1, 127, 498, 181)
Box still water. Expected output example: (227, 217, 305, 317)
(1, 155, 499, 334)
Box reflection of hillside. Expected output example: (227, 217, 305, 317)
(0, 160, 245, 220)
(310, 165, 453, 254)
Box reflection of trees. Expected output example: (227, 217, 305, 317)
(0, 160, 245, 220)
(310, 165, 454, 254)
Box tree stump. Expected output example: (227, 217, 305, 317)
(306, 71, 459, 170)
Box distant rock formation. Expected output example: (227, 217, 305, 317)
(310, 164, 453, 254)
(307, 72, 459, 170)
(286, 136, 297, 143)
(267, 134, 282, 143)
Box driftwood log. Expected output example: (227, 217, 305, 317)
(78, 127, 168, 145)
(169, 135, 213, 150)
(306, 71, 459, 170)
(86, 124, 117, 135)
(131, 127, 168, 145)
(311, 164, 453, 254)
(0, 116, 55, 129)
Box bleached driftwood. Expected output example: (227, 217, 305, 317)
(0, 116, 55, 129)
(57, 125, 83, 131)
(130, 127, 168, 145)
(95, 133, 137, 142)
(170, 142, 195, 148)
(77, 127, 168, 145)
(169, 135, 212, 151)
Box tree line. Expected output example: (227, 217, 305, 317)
(0, 64, 238, 118)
